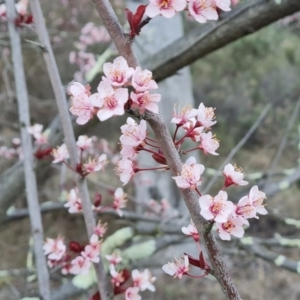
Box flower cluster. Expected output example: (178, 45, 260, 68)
(0, 137, 22, 160)
(27, 124, 51, 146)
(69, 56, 161, 124)
(145, 0, 231, 23)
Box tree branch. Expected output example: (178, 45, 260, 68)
(143, 0, 300, 82)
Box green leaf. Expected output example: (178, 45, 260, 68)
(72, 266, 96, 290)
(274, 0, 282, 4)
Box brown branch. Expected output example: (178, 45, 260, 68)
(143, 0, 300, 82)
(5, 0, 51, 299)
(91, 0, 241, 298)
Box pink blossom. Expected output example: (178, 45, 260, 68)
(43, 237, 66, 261)
(110, 264, 125, 287)
(216, 214, 247, 241)
(27, 124, 50, 145)
(145, 0, 187, 19)
(120, 117, 147, 147)
(76, 135, 92, 150)
(125, 287, 141, 300)
(70, 256, 91, 275)
(199, 191, 234, 222)
(183, 118, 204, 142)
(214, 0, 231, 11)
(116, 158, 135, 185)
(162, 255, 189, 278)
(94, 220, 107, 237)
(130, 91, 161, 114)
(235, 196, 256, 220)
(102, 56, 134, 86)
(83, 154, 108, 173)
(113, 187, 127, 216)
(69, 82, 95, 125)
(52, 144, 69, 163)
(132, 67, 158, 92)
(89, 81, 129, 121)
(199, 131, 219, 155)
(223, 163, 248, 187)
(171, 104, 198, 126)
(196, 103, 217, 128)
(120, 145, 137, 159)
(132, 269, 156, 292)
(248, 185, 267, 216)
(105, 252, 122, 265)
(0, 4, 6, 17)
(172, 156, 205, 189)
(81, 234, 101, 263)
(64, 189, 82, 213)
(15, 0, 29, 16)
(181, 221, 199, 241)
(188, 0, 218, 23)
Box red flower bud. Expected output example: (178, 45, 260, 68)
(94, 193, 102, 207)
(152, 153, 167, 165)
(69, 241, 83, 253)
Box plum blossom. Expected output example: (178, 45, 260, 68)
(145, 0, 186, 19)
(83, 154, 108, 173)
(94, 220, 107, 237)
(132, 269, 156, 292)
(89, 81, 128, 121)
(52, 144, 69, 163)
(113, 187, 127, 216)
(120, 145, 137, 159)
(172, 156, 205, 189)
(199, 131, 219, 155)
(81, 234, 101, 263)
(216, 214, 247, 241)
(235, 195, 256, 220)
(27, 124, 50, 145)
(76, 135, 92, 150)
(183, 118, 204, 142)
(248, 185, 267, 216)
(214, 0, 231, 11)
(64, 189, 82, 213)
(116, 158, 135, 185)
(130, 91, 161, 114)
(171, 104, 198, 126)
(102, 56, 134, 86)
(105, 251, 122, 265)
(120, 117, 147, 147)
(43, 237, 66, 261)
(182, 221, 199, 242)
(188, 0, 218, 23)
(69, 256, 91, 275)
(132, 67, 158, 92)
(196, 102, 217, 128)
(223, 163, 248, 187)
(125, 287, 141, 300)
(199, 191, 234, 222)
(110, 264, 125, 287)
(162, 255, 189, 279)
(69, 82, 95, 125)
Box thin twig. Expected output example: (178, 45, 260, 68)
(203, 103, 272, 194)
(5, 1, 51, 299)
(29, 0, 111, 298)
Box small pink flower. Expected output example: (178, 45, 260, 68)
(132, 269, 156, 292)
(181, 221, 199, 242)
(43, 236, 66, 261)
(214, 0, 231, 11)
(94, 220, 107, 237)
(120, 145, 137, 159)
(162, 255, 189, 279)
(115, 158, 135, 185)
(64, 189, 82, 213)
(183, 118, 204, 142)
(172, 156, 205, 189)
(76, 135, 92, 150)
(235, 196, 256, 220)
(223, 163, 248, 187)
(120, 117, 147, 147)
(105, 252, 122, 265)
(145, 0, 187, 19)
(199, 131, 219, 155)
(70, 256, 91, 275)
(216, 214, 247, 241)
(15, 0, 29, 16)
(52, 144, 69, 163)
(110, 264, 125, 287)
(89, 81, 129, 121)
(113, 187, 127, 216)
(130, 91, 161, 114)
(248, 185, 267, 216)
(199, 191, 234, 222)
(196, 102, 217, 128)
(27, 124, 50, 145)
(171, 104, 198, 126)
(81, 235, 101, 263)
(83, 154, 108, 173)
(125, 287, 141, 300)
(102, 56, 134, 86)
(132, 67, 158, 92)
(69, 82, 95, 125)
(188, 0, 218, 23)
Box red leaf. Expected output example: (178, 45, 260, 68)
(34, 147, 53, 159)
(133, 5, 146, 29)
(125, 5, 147, 38)
(89, 292, 101, 300)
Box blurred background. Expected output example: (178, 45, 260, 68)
(1, 0, 300, 299)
